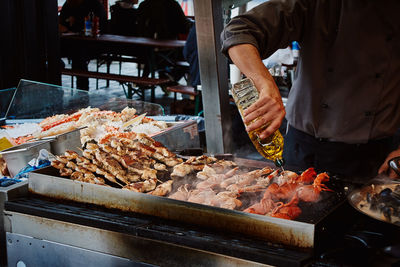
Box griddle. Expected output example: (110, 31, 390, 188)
(5, 196, 312, 267)
(27, 165, 348, 249)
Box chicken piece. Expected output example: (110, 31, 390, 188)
(85, 142, 99, 151)
(196, 165, 217, 180)
(211, 191, 242, 210)
(66, 161, 77, 170)
(149, 180, 173, 196)
(76, 156, 90, 165)
(60, 168, 73, 177)
(168, 184, 191, 201)
(51, 160, 65, 170)
(153, 163, 167, 171)
(171, 163, 194, 178)
(65, 150, 79, 160)
(123, 177, 157, 193)
(210, 160, 238, 174)
(56, 155, 69, 164)
(82, 150, 95, 160)
(187, 188, 216, 206)
(71, 171, 84, 180)
(82, 163, 98, 173)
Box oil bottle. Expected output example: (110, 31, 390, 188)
(231, 78, 284, 167)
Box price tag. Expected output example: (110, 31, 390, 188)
(0, 137, 13, 151)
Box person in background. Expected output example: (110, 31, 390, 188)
(183, 23, 200, 88)
(59, 0, 107, 91)
(110, 0, 139, 36)
(136, 0, 192, 40)
(221, 0, 400, 180)
(136, 0, 193, 85)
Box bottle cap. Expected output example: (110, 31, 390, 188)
(292, 41, 300, 51)
(274, 158, 285, 168)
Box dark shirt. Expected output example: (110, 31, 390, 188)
(59, 0, 107, 33)
(110, 1, 138, 36)
(136, 0, 192, 39)
(183, 24, 200, 87)
(221, 0, 400, 144)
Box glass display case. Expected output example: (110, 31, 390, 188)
(5, 79, 165, 121)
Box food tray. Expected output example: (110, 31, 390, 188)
(42, 128, 83, 156)
(0, 140, 52, 177)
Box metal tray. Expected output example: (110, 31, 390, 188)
(151, 120, 200, 151)
(29, 167, 315, 248)
(0, 140, 52, 177)
(41, 127, 84, 156)
(348, 182, 400, 226)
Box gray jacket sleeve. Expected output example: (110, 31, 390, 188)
(221, 0, 316, 60)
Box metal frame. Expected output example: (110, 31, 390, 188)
(5, 212, 267, 267)
(193, 0, 250, 154)
(193, 0, 233, 154)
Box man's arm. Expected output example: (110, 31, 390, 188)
(228, 44, 285, 139)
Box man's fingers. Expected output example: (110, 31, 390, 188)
(259, 120, 280, 139)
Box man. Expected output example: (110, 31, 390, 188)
(136, 0, 192, 40)
(59, 0, 107, 90)
(110, 0, 139, 36)
(221, 0, 400, 180)
(136, 0, 193, 84)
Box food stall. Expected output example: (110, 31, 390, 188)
(1, 0, 400, 265)
(0, 80, 398, 267)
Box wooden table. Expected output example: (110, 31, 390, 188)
(60, 33, 186, 100)
(60, 33, 185, 71)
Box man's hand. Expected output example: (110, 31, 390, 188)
(228, 44, 285, 139)
(243, 78, 285, 139)
(378, 146, 400, 179)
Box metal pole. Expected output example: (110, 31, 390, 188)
(193, 0, 232, 154)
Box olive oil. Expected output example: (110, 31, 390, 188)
(231, 78, 284, 167)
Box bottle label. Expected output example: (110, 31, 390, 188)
(231, 78, 259, 110)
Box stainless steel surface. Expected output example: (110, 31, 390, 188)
(43, 127, 83, 156)
(5, 212, 270, 267)
(0, 181, 28, 267)
(7, 232, 151, 267)
(194, 0, 233, 155)
(29, 168, 315, 248)
(0, 140, 52, 177)
(152, 121, 200, 151)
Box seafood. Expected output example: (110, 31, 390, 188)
(270, 194, 302, 220)
(360, 184, 400, 224)
(242, 169, 333, 218)
(296, 172, 332, 202)
(224, 167, 275, 192)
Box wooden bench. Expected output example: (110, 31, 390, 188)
(61, 68, 171, 101)
(166, 85, 201, 115)
(95, 54, 144, 89)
